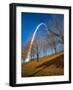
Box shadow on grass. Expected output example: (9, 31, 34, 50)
(26, 55, 64, 77)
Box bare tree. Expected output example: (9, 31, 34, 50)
(31, 39, 40, 62)
(47, 32, 57, 53)
(46, 15, 64, 54)
(22, 46, 28, 61)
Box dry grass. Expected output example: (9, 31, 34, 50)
(22, 50, 64, 77)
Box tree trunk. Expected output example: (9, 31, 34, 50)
(37, 53, 39, 62)
(36, 46, 39, 62)
(54, 47, 56, 54)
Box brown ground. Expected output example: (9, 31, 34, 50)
(22, 51, 64, 77)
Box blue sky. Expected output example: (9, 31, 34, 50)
(21, 12, 64, 47)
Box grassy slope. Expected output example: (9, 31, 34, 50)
(22, 50, 64, 77)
